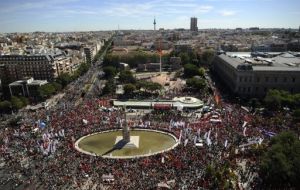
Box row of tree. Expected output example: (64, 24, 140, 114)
(0, 96, 29, 114)
(264, 89, 300, 110)
(103, 50, 170, 68)
(259, 131, 300, 189)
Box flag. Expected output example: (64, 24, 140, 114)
(179, 130, 182, 143)
(197, 129, 200, 136)
(39, 121, 46, 129)
(224, 139, 228, 148)
(243, 127, 247, 137)
(258, 138, 263, 145)
(204, 132, 208, 139)
(194, 136, 197, 144)
(161, 157, 165, 164)
(184, 139, 188, 146)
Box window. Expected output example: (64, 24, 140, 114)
(257, 77, 260, 83)
(265, 77, 269, 82)
(239, 76, 243, 82)
(283, 77, 287, 82)
(244, 77, 247, 82)
(292, 77, 295, 83)
(274, 77, 278, 83)
(256, 87, 259, 92)
(248, 87, 251, 92)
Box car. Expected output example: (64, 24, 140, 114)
(128, 109, 137, 113)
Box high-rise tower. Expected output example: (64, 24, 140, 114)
(190, 17, 198, 32)
(153, 17, 156, 31)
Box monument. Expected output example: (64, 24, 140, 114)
(115, 106, 139, 148)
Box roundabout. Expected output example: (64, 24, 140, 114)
(75, 128, 179, 159)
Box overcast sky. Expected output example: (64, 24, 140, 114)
(0, 0, 299, 33)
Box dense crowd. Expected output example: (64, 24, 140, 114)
(0, 90, 298, 190)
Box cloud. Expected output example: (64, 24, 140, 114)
(219, 10, 238, 16)
(193, 6, 214, 14)
(102, 0, 213, 17)
(0, 0, 79, 13)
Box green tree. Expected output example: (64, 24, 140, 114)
(259, 131, 300, 189)
(186, 78, 206, 90)
(119, 70, 136, 84)
(179, 52, 190, 65)
(136, 81, 162, 92)
(38, 83, 56, 98)
(56, 73, 73, 87)
(264, 89, 282, 110)
(198, 67, 205, 77)
(0, 100, 12, 113)
(11, 96, 24, 110)
(201, 49, 215, 65)
(293, 109, 300, 122)
(123, 83, 136, 95)
(19, 97, 29, 106)
(52, 82, 62, 92)
(103, 66, 117, 79)
(102, 79, 116, 95)
(183, 64, 200, 77)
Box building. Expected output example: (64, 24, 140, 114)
(212, 52, 300, 97)
(174, 41, 193, 53)
(170, 57, 182, 70)
(9, 77, 47, 97)
(84, 47, 94, 65)
(190, 17, 198, 32)
(0, 53, 71, 85)
(137, 63, 161, 72)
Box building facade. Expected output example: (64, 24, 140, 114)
(0, 54, 71, 85)
(212, 52, 300, 97)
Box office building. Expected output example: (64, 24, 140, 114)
(212, 52, 300, 97)
(0, 53, 71, 85)
(190, 17, 198, 32)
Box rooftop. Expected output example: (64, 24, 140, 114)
(219, 52, 300, 72)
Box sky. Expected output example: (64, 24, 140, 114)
(0, 0, 299, 33)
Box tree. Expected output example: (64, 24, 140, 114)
(201, 49, 215, 65)
(264, 89, 282, 110)
(0, 100, 12, 113)
(103, 66, 117, 79)
(56, 73, 73, 87)
(179, 52, 190, 65)
(183, 64, 200, 77)
(19, 97, 29, 106)
(186, 78, 206, 90)
(38, 83, 56, 98)
(11, 96, 24, 110)
(52, 82, 62, 92)
(198, 67, 205, 77)
(102, 79, 116, 95)
(136, 81, 162, 92)
(123, 83, 136, 95)
(259, 131, 300, 189)
(119, 70, 136, 84)
(293, 109, 300, 122)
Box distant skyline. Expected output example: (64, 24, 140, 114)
(0, 0, 300, 33)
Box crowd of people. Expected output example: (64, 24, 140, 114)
(0, 91, 297, 190)
(0, 67, 299, 189)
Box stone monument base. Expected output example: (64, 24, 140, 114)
(115, 136, 140, 148)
